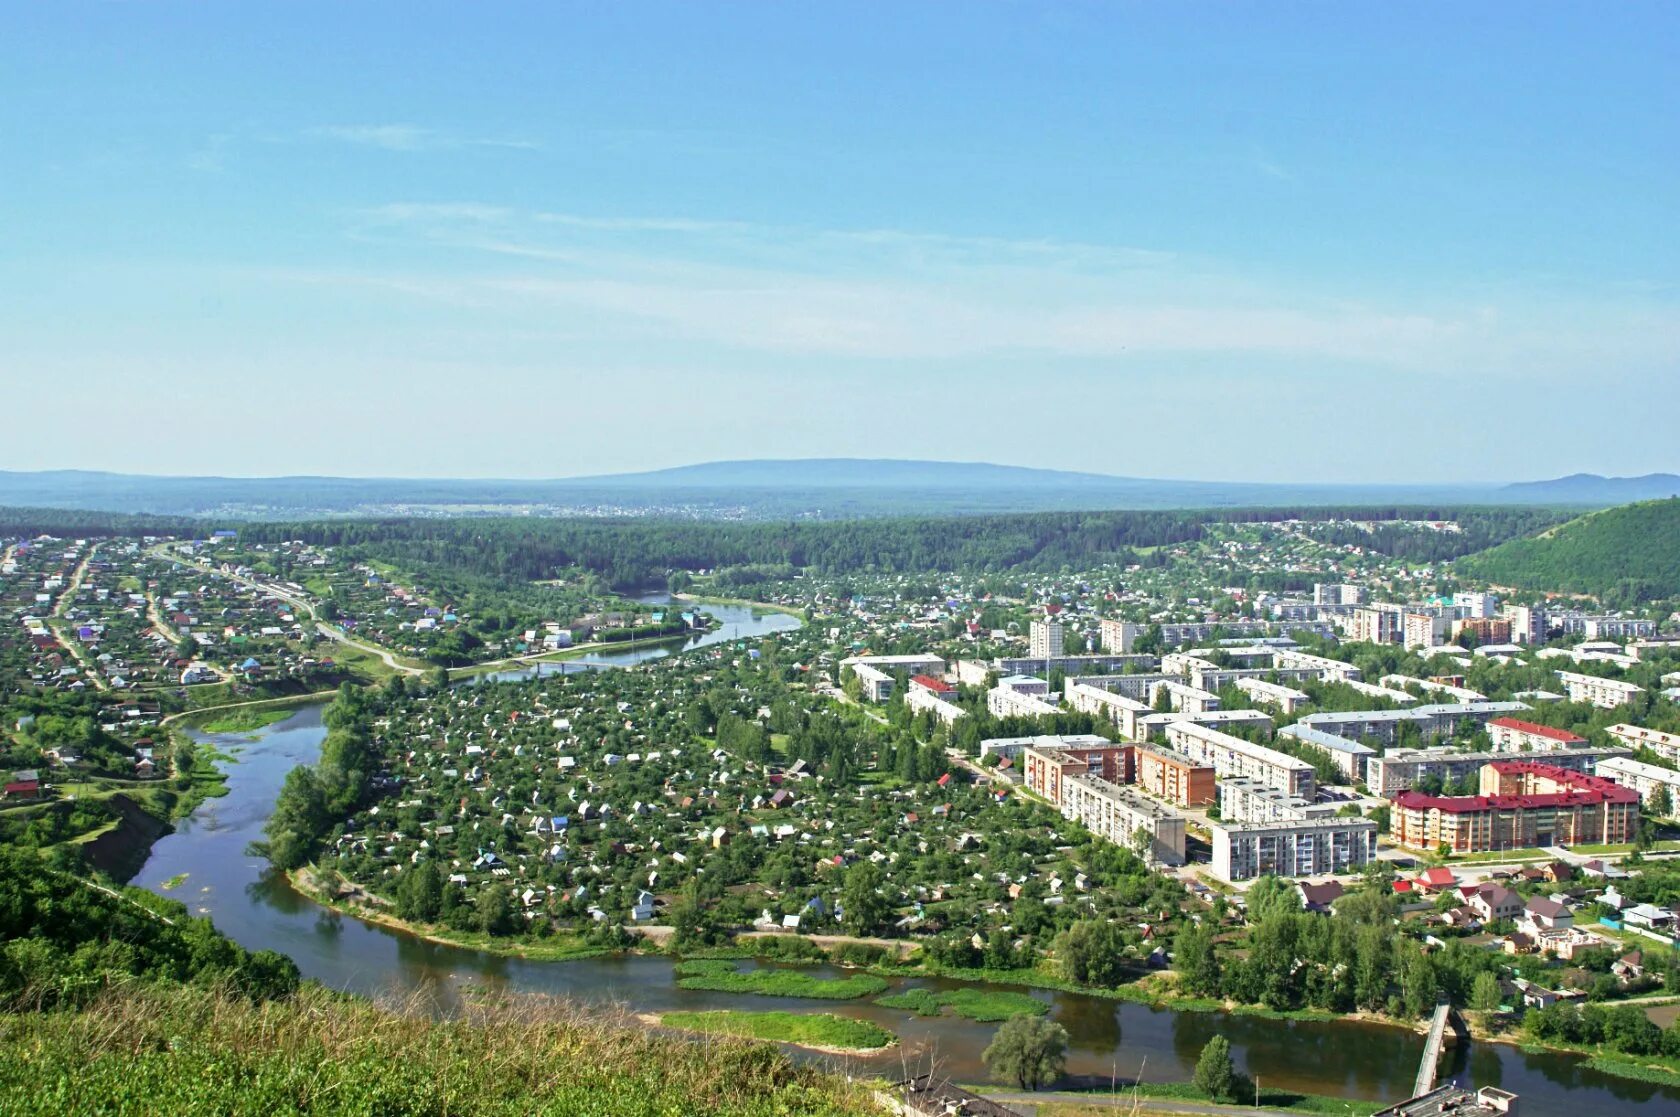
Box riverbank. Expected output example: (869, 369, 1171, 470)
(289, 867, 622, 961)
(674, 591, 806, 619)
(278, 872, 1437, 1041)
(1468, 1013, 1680, 1087)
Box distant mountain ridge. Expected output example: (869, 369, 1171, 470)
(569, 458, 1131, 489)
(1500, 473, 1680, 503)
(0, 459, 1669, 519)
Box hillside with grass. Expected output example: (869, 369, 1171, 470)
(1458, 497, 1680, 605)
(0, 850, 882, 1117)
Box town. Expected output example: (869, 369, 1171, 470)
(7, 503, 1680, 1116)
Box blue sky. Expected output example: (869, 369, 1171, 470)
(3, 2, 1675, 483)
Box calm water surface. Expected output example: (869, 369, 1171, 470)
(132, 602, 1678, 1113)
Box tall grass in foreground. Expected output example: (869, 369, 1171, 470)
(0, 983, 888, 1117)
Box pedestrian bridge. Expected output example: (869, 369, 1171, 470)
(1414, 1003, 1458, 1098)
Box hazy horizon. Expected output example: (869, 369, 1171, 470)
(5, 4, 1676, 483)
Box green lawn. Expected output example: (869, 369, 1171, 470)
(659, 1010, 894, 1052)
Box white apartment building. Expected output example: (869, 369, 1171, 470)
(850, 663, 895, 703)
(1346, 604, 1405, 645)
(1209, 816, 1378, 882)
(1058, 772, 1187, 866)
(1149, 679, 1222, 715)
(1276, 724, 1376, 783)
(1605, 724, 1680, 765)
(1454, 591, 1500, 618)
(988, 675, 1060, 719)
(1596, 756, 1680, 808)
(1379, 674, 1485, 702)
(1163, 721, 1315, 798)
(905, 686, 966, 724)
(1556, 670, 1644, 709)
(1217, 776, 1337, 824)
(1234, 677, 1311, 715)
(1064, 679, 1154, 739)
(1314, 583, 1367, 606)
(1029, 618, 1064, 659)
(1342, 679, 1419, 704)
(1502, 604, 1547, 645)
(1272, 648, 1363, 683)
(1403, 611, 1451, 650)
(1135, 708, 1276, 741)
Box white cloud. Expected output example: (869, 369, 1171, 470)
(305, 125, 539, 153)
(304, 202, 1680, 375)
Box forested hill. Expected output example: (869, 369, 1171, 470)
(0, 505, 1565, 587)
(240, 505, 1562, 586)
(1457, 498, 1680, 605)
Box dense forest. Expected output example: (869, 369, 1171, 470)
(0, 505, 1554, 588)
(1459, 498, 1680, 605)
(0, 502, 1566, 594)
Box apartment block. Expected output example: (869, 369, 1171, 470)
(1347, 604, 1405, 645)
(1059, 773, 1187, 866)
(1276, 723, 1376, 783)
(1133, 743, 1216, 807)
(1272, 648, 1363, 682)
(1217, 776, 1337, 824)
(1020, 737, 1133, 803)
(1453, 591, 1500, 618)
(1486, 717, 1586, 753)
(850, 663, 895, 703)
(1403, 611, 1451, 650)
(1369, 744, 1631, 797)
(1149, 679, 1222, 714)
(1555, 670, 1644, 709)
(1234, 676, 1310, 714)
(1163, 721, 1315, 798)
(1390, 761, 1638, 853)
(1209, 816, 1378, 882)
(1502, 604, 1546, 645)
(1314, 583, 1367, 606)
(1597, 756, 1680, 808)
(1605, 723, 1680, 765)
(1029, 618, 1064, 659)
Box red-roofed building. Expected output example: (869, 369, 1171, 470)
(1487, 718, 1588, 753)
(1391, 761, 1638, 852)
(1416, 867, 1459, 891)
(909, 675, 954, 695)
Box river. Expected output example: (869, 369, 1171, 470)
(130, 600, 1679, 1113)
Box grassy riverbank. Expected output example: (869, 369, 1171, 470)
(186, 706, 297, 735)
(655, 1010, 895, 1055)
(675, 960, 889, 1000)
(0, 983, 888, 1117)
(289, 868, 620, 962)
